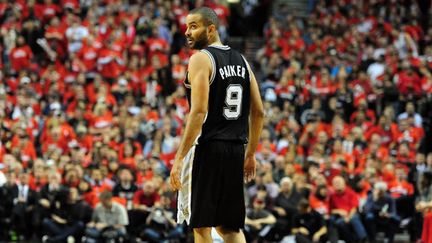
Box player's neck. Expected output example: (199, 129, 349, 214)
(207, 36, 223, 47)
(208, 42, 225, 47)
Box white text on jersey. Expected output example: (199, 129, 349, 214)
(219, 65, 246, 80)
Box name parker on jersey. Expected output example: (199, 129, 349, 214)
(219, 65, 246, 80)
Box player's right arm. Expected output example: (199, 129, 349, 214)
(244, 66, 264, 182)
(170, 51, 211, 191)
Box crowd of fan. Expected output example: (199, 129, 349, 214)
(244, 1, 432, 243)
(0, 0, 432, 243)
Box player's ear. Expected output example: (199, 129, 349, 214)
(207, 24, 217, 36)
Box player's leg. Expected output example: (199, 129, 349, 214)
(193, 227, 213, 243)
(215, 226, 246, 243)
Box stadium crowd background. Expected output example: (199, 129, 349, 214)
(0, 0, 432, 242)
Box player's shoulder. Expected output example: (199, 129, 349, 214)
(188, 50, 212, 66)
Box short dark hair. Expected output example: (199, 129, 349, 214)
(99, 190, 113, 201)
(190, 7, 219, 28)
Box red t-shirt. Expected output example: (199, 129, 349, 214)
(35, 3, 61, 22)
(133, 190, 160, 207)
(97, 48, 124, 79)
(78, 44, 99, 71)
(9, 46, 33, 71)
(388, 180, 414, 198)
(364, 126, 394, 146)
(396, 71, 422, 95)
(329, 188, 359, 212)
(146, 37, 169, 66)
(310, 194, 329, 216)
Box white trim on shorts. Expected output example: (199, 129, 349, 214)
(177, 145, 196, 225)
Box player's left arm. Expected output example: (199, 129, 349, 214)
(170, 51, 211, 190)
(244, 59, 264, 182)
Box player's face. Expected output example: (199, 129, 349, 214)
(185, 14, 209, 50)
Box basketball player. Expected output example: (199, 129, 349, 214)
(169, 7, 264, 243)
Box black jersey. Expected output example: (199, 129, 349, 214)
(184, 45, 251, 144)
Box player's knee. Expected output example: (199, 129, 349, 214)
(215, 226, 238, 236)
(193, 227, 212, 236)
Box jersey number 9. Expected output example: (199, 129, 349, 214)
(223, 84, 243, 120)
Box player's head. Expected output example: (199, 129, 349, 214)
(185, 7, 219, 50)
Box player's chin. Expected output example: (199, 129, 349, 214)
(187, 40, 194, 49)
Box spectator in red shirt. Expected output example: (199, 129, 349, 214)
(361, 133, 390, 166)
(365, 115, 394, 146)
(12, 134, 36, 167)
(97, 40, 124, 84)
(88, 167, 113, 195)
(171, 54, 186, 85)
(45, 17, 67, 61)
(29, 158, 48, 191)
(118, 140, 141, 170)
(146, 29, 170, 67)
(9, 36, 33, 73)
(129, 180, 160, 236)
(388, 167, 414, 199)
(388, 166, 417, 222)
(74, 125, 93, 153)
(77, 35, 100, 73)
(310, 184, 330, 217)
(36, 0, 61, 24)
(313, 68, 336, 97)
(78, 180, 98, 208)
(350, 99, 376, 125)
(351, 71, 373, 98)
(393, 119, 422, 151)
(330, 139, 355, 172)
(329, 176, 367, 242)
(396, 65, 422, 96)
(133, 180, 160, 209)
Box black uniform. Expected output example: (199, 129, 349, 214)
(180, 44, 250, 230)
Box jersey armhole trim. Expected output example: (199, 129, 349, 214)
(241, 55, 252, 82)
(200, 49, 216, 85)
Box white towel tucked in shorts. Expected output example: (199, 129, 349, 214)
(176, 145, 196, 224)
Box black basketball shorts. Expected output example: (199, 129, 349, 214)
(177, 140, 246, 231)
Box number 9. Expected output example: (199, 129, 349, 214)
(223, 84, 243, 120)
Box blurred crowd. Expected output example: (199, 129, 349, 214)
(0, 0, 432, 243)
(245, 0, 432, 243)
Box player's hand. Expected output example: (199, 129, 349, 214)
(170, 159, 183, 191)
(244, 154, 257, 183)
